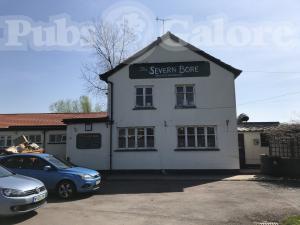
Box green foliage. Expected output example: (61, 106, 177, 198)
(79, 96, 92, 113)
(281, 216, 300, 225)
(49, 96, 101, 113)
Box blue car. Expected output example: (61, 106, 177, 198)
(0, 154, 101, 199)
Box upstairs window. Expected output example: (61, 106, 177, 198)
(118, 127, 155, 149)
(177, 126, 217, 148)
(135, 86, 153, 108)
(176, 85, 195, 107)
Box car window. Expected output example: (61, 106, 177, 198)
(0, 165, 13, 177)
(34, 158, 50, 170)
(21, 157, 35, 169)
(1, 156, 50, 170)
(44, 156, 71, 169)
(20, 157, 51, 170)
(1, 157, 23, 169)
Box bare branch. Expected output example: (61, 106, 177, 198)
(81, 19, 137, 97)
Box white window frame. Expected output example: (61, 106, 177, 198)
(25, 135, 42, 144)
(0, 136, 12, 147)
(49, 134, 66, 144)
(176, 126, 217, 148)
(175, 84, 195, 107)
(118, 127, 155, 149)
(135, 86, 154, 108)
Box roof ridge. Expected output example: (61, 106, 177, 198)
(100, 31, 242, 81)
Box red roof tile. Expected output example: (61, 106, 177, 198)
(0, 113, 108, 128)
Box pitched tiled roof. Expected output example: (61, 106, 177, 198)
(238, 122, 280, 132)
(100, 31, 242, 81)
(0, 113, 108, 129)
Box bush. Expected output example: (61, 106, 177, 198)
(281, 216, 300, 225)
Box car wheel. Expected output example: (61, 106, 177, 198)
(57, 180, 76, 199)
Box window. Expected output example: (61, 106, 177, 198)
(33, 158, 50, 170)
(85, 123, 93, 131)
(49, 134, 66, 144)
(260, 133, 269, 147)
(25, 135, 42, 144)
(135, 86, 153, 108)
(177, 126, 217, 148)
(76, 133, 101, 149)
(176, 85, 195, 107)
(1, 157, 23, 169)
(118, 127, 155, 149)
(1, 156, 50, 170)
(0, 136, 12, 148)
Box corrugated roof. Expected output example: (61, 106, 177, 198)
(0, 112, 108, 129)
(238, 122, 280, 132)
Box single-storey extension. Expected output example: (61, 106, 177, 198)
(238, 122, 280, 167)
(0, 113, 107, 159)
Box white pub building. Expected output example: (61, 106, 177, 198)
(65, 32, 242, 171)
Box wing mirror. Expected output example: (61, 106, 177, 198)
(43, 165, 52, 171)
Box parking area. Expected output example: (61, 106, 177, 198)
(1, 179, 300, 225)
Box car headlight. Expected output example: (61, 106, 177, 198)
(80, 174, 93, 180)
(1, 188, 26, 197)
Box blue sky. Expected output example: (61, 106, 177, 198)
(0, 0, 300, 122)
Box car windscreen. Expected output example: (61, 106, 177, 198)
(44, 156, 72, 169)
(0, 165, 13, 177)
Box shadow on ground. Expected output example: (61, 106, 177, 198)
(47, 179, 215, 202)
(257, 180, 300, 189)
(0, 211, 37, 225)
(95, 179, 214, 195)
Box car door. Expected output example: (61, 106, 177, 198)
(30, 156, 61, 190)
(20, 156, 60, 190)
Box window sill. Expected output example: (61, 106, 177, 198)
(174, 148, 220, 151)
(133, 107, 157, 110)
(175, 105, 196, 109)
(114, 148, 157, 152)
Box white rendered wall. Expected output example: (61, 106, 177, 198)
(66, 123, 110, 170)
(107, 38, 240, 170)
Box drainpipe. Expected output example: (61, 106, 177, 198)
(107, 81, 114, 171)
(43, 130, 46, 150)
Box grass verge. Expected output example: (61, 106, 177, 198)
(281, 216, 300, 225)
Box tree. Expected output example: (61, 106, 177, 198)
(79, 96, 92, 113)
(49, 96, 101, 113)
(81, 20, 136, 96)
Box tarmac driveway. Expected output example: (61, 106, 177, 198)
(1, 179, 300, 225)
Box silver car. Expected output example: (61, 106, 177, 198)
(0, 165, 47, 216)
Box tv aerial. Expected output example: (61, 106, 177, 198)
(156, 17, 171, 34)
